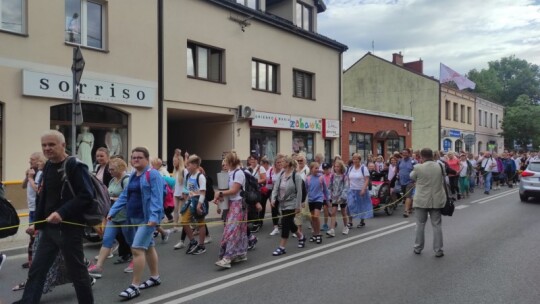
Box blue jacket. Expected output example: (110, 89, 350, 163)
(306, 174, 330, 203)
(108, 166, 164, 223)
(502, 158, 516, 172)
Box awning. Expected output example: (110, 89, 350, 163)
(374, 130, 399, 140)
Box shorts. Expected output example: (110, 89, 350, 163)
(332, 203, 347, 209)
(123, 217, 155, 250)
(181, 207, 206, 225)
(401, 184, 415, 198)
(308, 202, 323, 212)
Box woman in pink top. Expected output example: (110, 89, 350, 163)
(446, 152, 461, 200)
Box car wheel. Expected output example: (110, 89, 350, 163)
(519, 193, 528, 202)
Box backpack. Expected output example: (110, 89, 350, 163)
(185, 172, 215, 202)
(233, 169, 261, 205)
(62, 156, 111, 226)
(291, 171, 308, 203)
(145, 171, 175, 208)
(0, 196, 20, 239)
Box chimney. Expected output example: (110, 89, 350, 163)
(404, 59, 424, 74)
(392, 52, 403, 66)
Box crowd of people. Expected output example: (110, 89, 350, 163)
(5, 129, 540, 303)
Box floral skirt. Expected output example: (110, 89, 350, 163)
(347, 189, 373, 220)
(219, 199, 248, 260)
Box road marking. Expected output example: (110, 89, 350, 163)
(478, 190, 518, 204)
(162, 223, 417, 304)
(455, 205, 469, 209)
(136, 221, 412, 304)
(469, 189, 518, 204)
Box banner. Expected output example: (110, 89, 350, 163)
(440, 63, 476, 90)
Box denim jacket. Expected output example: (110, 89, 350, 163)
(108, 166, 164, 223)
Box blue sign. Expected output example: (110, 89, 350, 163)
(443, 139, 452, 152)
(449, 130, 461, 137)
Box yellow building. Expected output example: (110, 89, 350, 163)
(440, 85, 476, 153)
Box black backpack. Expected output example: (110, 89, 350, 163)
(186, 172, 215, 202)
(291, 171, 308, 203)
(0, 196, 20, 239)
(234, 169, 261, 205)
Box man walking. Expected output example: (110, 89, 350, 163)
(410, 148, 446, 258)
(397, 149, 416, 217)
(479, 151, 496, 195)
(14, 130, 94, 304)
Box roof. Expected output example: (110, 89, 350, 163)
(343, 106, 414, 121)
(344, 52, 438, 83)
(206, 0, 347, 52)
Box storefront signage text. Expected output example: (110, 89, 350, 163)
(449, 130, 461, 137)
(322, 119, 340, 138)
(22, 70, 155, 108)
(290, 116, 322, 132)
(252, 112, 323, 132)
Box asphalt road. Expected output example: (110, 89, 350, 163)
(2, 187, 540, 304)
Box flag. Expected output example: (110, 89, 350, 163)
(439, 63, 476, 90)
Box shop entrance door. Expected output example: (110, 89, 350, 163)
(324, 140, 332, 163)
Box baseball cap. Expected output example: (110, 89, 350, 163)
(322, 162, 332, 170)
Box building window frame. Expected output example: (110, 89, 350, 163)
(495, 114, 499, 129)
(252, 59, 279, 93)
(0, 0, 26, 35)
(467, 106, 472, 124)
(293, 69, 314, 100)
(460, 104, 465, 123)
(296, 1, 313, 31)
(445, 100, 451, 120)
(455, 139, 463, 153)
(490, 113, 493, 128)
(484, 111, 488, 127)
(65, 0, 108, 50)
(187, 41, 225, 83)
(236, 0, 259, 10)
(349, 132, 372, 163)
(453, 102, 458, 122)
(478, 109, 482, 126)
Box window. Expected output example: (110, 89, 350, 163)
(445, 100, 451, 120)
(296, 2, 312, 31)
(484, 111, 487, 127)
(293, 69, 314, 99)
(251, 129, 277, 162)
(495, 114, 499, 129)
(1, 0, 25, 34)
(455, 139, 463, 153)
(478, 109, 482, 126)
(65, 0, 106, 49)
(187, 42, 224, 83)
(252, 60, 277, 92)
(293, 132, 314, 162)
(453, 102, 458, 121)
(349, 132, 372, 164)
(387, 137, 405, 155)
(460, 105, 465, 123)
(467, 107, 472, 124)
(490, 113, 493, 128)
(236, 0, 258, 9)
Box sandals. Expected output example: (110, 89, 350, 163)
(272, 247, 286, 256)
(12, 281, 26, 291)
(357, 222, 366, 228)
(119, 284, 140, 299)
(139, 277, 161, 289)
(316, 235, 322, 244)
(309, 236, 317, 242)
(297, 236, 306, 248)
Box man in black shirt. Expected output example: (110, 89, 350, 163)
(15, 130, 94, 304)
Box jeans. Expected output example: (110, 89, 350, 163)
(484, 172, 492, 192)
(20, 225, 94, 304)
(414, 208, 443, 254)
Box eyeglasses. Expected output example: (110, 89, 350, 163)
(131, 156, 144, 160)
(297, 160, 304, 162)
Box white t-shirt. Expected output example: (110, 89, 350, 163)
(248, 165, 266, 181)
(459, 161, 469, 177)
(299, 165, 310, 181)
(348, 165, 369, 190)
(481, 157, 495, 172)
(229, 169, 246, 201)
(173, 168, 189, 197)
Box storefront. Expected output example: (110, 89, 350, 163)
(441, 128, 475, 154)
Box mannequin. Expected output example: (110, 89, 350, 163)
(105, 128, 122, 156)
(265, 137, 276, 161)
(76, 126, 94, 169)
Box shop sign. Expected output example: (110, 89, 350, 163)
(22, 70, 155, 108)
(449, 129, 461, 137)
(290, 116, 322, 132)
(322, 119, 340, 138)
(251, 111, 290, 129)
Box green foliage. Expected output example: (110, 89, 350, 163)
(501, 95, 540, 149)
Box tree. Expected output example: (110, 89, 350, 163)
(501, 95, 540, 149)
(467, 56, 540, 106)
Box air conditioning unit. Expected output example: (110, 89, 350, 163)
(441, 130, 449, 137)
(238, 105, 256, 120)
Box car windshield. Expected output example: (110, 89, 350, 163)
(528, 163, 540, 172)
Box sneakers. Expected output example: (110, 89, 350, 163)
(123, 261, 134, 273)
(119, 284, 140, 299)
(484, 191, 490, 195)
(204, 237, 212, 244)
(161, 230, 171, 244)
(346, 222, 353, 229)
(326, 229, 335, 237)
(186, 239, 198, 254)
(232, 255, 248, 263)
(215, 258, 231, 269)
(250, 224, 261, 233)
(192, 245, 207, 255)
(88, 264, 103, 279)
(342, 227, 349, 235)
(321, 224, 329, 232)
(0, 254, 6, 272)
(174, 241, 185, 250)
(248, 236, 258, 251)
(435, 251, 445, 258)
(269, 227, 280, 236)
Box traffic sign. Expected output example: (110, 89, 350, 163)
(464, 134, 476, 145)
(71, 46, 85, 84)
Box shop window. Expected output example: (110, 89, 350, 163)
(1, 0, 26, 34)
(387, 137, 405, 155)
(50, 103, 128, 169)
(187, 41, 224, 83)
(250, 129, 278, 163)
(349, 132, 372, 163)
(65, 0, 107, 49)
(478, 141, 483, 153)
(293, 132, 314, 162)
(443, 138, 452, 152)
(324, 140, 332, 164)
(455, 139, 463, 153)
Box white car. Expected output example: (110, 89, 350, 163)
(519, 160, 540, 201)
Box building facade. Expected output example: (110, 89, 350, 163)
(475, 97, 504, 153)
(343, 52, 440, 150)
(342, 106, 412, 162)
(440, 84, 476, 154)
(0, 0, 346, 186)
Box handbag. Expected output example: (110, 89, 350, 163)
(439, 164, 455, 216)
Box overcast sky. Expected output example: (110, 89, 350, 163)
(318, 0, 540, 78)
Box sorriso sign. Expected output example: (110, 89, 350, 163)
(22, 70, 155, 108)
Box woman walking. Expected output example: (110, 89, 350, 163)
(328, 160, 349, 236)
(268, 154, 285, 236)
(347, 153, 373, 227)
